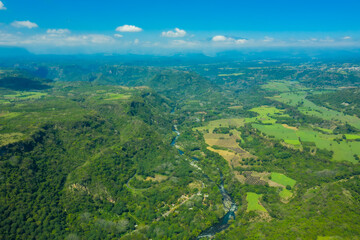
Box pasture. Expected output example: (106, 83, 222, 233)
(246, 192, 267, 212)
(205, 131, 255, 168)
(194, 118, 254, 168)
(136, 174, 168, 182)
(218, 73, 244, 77)
(270, 172, 296, 201)
(104, 93, 131, 100)
(252, 123, 301, 146)
(345, 134, 360, 140)
(270, 92, 360, 130)
(247, 106, 360, 163)
(0, 111, 22, 119)
(270, 172, 296, 188)
(193, 118, 245, 133)
(4, 91, 47, 100)
(195, 103, 360, 163)
(207, 147, 242, 168)
(247, 106, 290, 124)
(261, 80, 292, 92)
(228, 105, 243, 110)
(279, 188, 293, 199)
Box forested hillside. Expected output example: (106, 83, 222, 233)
(0, 80, 227, 239)
(1, 59, 360, 240)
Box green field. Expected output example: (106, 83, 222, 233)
(247, 106, 291, 124)
(262, 80, 360, 129)
(316, 127, 333, 134)
(252, 123, 301, 145)
(279, 188, 293, 199)
(317, 237, 339, 240)
(243, 103, 360, 162)
(196, 103, 360, 162)
(0, 111, 22, 119)
(270, 92, 360, 130)
(0, 100, 10, 104)
(218, 73, 244, 77)
(271, 173, 296, 188)
(261, 80, 292, 92)
(345, 134, 360, 140)
(270, 173, 296, 200)
(246, 192, 267, 212)
(193, 118, 245, 132)
(4, 91, 47, 100)
(104, 93, 131, 100)
(256, 123, 360, 162)
(246, 106, 302, 146)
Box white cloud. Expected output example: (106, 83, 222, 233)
(47, 29, 71, 35)
(0, 31, 115, 47)
(172, 40, 188, 45)
(1, 29, 360, 55)
(235, 39, 247, 44)
(319, 38, 334, 43)
(115, 25, 142, 32)
(263, 36, 274, 42)
(170, 40, 198, 47)
(212, 35, 228, 42)
(11, 20, 38, 29)
(343, 36, 351, 40)
(62, 34, 114, 44)
(0, 31, 21, 45)
(161, 28, 186, 38)
(212, 35, 247, 44)
(0, 1, 6, 10)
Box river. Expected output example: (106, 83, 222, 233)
(197, 171, 237, 239)
(171, 125, 237, 239)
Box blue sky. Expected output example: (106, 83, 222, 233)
(0, 0, 360, 54)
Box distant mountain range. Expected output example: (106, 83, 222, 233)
(1, 46, 360, 63)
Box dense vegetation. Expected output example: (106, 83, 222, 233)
(1, 58, 360, 239)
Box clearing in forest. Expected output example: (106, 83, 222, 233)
(104, 93, 131, 100)
(271, 172, 296, 188)
(246, 192, 267, 212)
(282, 124, 298, 131)
(137, 174, 168, 182)
(205, 133, 254, 167)
(0, 132, 24, 147)
(218, 73, 244, 77)
(193, 118, 245, 133)
(256, 122, 360, 162)
(253, 123, 301, 146)
(246, 105, 360, 163)
(270, 172, 296, 201)
(228, 105, 243, 109)
(194, 118, 254, 168)
(260, 80, 306, 92)
(3, 91, 48, 100)
(247, 106, 290, 124)
(207, 147, 248, 168)
(269, 91, 360, 130)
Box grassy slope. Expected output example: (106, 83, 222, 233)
(271, 172, 296, 188)
(246, 192, 267, 212)
(271, 91, 360, 130)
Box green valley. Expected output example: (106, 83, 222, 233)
(1, 57, 360, 240)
